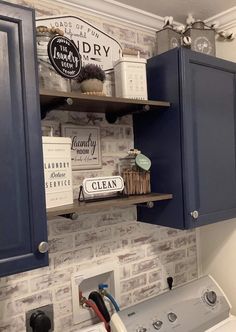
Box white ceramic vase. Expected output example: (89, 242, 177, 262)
(80, 79, 103, 93)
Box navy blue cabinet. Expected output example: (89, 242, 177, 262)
(134, 47, 236, 229)
(0, 2, 48, 276)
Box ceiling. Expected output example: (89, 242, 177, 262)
(114, 0, 236, 23)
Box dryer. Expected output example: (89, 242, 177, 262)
(110, 275, 236, 332)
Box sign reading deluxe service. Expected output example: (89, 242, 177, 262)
(36, 15, 122, 71)
(42, 137, 73, 208)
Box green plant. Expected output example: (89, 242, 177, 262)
(77, 64, 106, 83)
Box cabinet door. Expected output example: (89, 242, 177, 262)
(0, 2, 48, 276)
(180, 49, 236, 227)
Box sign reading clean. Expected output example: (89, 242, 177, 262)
(83, 176, 124, 195)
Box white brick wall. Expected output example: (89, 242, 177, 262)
(0, 1, 198, 331)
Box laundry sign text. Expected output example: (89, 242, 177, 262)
(48, 35, 81, 78)
(36, 15, 122, 71)
(83, 176, 124, 195)
(61, 125, 101, 170)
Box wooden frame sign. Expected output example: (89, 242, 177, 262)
(61, 125, 101, 170)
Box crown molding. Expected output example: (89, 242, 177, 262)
(43, 0, 236, 33)
(53, 0, 171, 32)
(205, 6, 236, 30)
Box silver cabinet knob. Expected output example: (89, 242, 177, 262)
(190, 210, 199, 219)
(38, 241, 49, 253)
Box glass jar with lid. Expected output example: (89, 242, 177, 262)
(36, 26, 71, 92)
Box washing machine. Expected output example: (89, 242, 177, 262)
(80, 322, 107, 332)
(110, 275, 236, 332)
(206, 316, 236, 331)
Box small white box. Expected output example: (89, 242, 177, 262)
(113, 55, 147, 99)
(42, 136, 73, 208)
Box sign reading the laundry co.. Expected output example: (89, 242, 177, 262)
(36, 15, 122, 71)
(61, 125, 101, 170)
(83, 176, 124, 195)
(48, 35, 81, 78)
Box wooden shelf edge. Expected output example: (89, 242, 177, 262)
(40, 89, 170, 108)
(46, 193, 173, 219)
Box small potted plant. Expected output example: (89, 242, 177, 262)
(77, 64, 106, 94)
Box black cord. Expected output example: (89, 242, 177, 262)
(89, 291, 111, 322)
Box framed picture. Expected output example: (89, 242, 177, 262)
(61, 125, 102, 170)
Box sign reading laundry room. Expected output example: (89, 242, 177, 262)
(48, 35, 81, 78)
(36, 15, 122, 71)
(61, 125, 101, 170)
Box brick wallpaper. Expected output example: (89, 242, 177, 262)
(0, 1, 198, 331)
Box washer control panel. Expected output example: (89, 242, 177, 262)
(116, 276, 230, 332)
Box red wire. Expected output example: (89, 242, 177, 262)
(79, 291, 110, 332)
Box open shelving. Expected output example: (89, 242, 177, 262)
(40, 89, 171, 122)
(41, 90, 173, 219)
(46, 193, 173, 219)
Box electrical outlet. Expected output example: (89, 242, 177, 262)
(71, 263, 120, 325)
(26, 304, 54, 332)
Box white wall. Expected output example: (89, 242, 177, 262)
(199, 23, 236, 315)
(198, 218, 236, 314)
(215, 27, 236, 62)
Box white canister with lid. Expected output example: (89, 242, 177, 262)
(113, 51, 148, 100)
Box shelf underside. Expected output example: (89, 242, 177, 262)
(46, 193, 173, 219)
(40, 90, 170, 116)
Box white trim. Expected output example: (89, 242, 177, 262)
(195, 228, 202, 277)
(40, 1, 236, 35)
(52, 0, 179, 32)
(205, 6, 236, 30)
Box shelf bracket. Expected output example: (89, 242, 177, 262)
(59, 212, 78, 220)
(105, 104, 151, 124)
(40, 97, 74, 119)
(137, 201, 154, 209)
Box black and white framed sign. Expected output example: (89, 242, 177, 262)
(48, 35, 81, 78)
(61, 125, 101, 170)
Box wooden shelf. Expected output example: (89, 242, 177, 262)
(40, 90, 170, 121)
(46, 193, 173, 219)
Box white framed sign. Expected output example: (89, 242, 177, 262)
(36, 15, 122, 71)
(42, 136, 73, 208)
(61, 125, 101, 170)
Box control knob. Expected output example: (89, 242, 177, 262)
(136, 327, 147, 332)
(204, 290, 217, 306)
(167, 312, 177, 323)
(153, 320, 163, 330)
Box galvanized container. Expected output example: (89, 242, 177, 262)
(184, 21, 215, 56)
(155, 27, 181, 55)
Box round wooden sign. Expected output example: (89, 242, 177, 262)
(48, 35, 81, 79)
